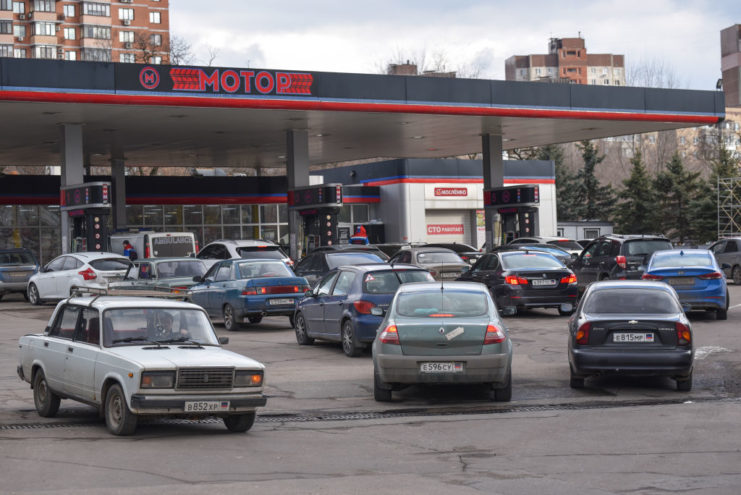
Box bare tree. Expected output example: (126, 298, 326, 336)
(168, 36, 194, 66)
(204, 45, 220, 67)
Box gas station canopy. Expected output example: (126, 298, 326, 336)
(0, 59, 724, 171)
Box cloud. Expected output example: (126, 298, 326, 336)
(170, 0, 736, 89)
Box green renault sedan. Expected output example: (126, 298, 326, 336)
(372, 281, 513, 402)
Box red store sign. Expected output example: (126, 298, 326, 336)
(427, 224, 464, 235)
(434, 187, 468, 197)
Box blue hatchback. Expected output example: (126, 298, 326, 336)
(293, 263, 434, 357)
(642, 249, 729, 320)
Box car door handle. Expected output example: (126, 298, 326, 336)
(68, 347, 74, 352)
(44, 342, 49, 347)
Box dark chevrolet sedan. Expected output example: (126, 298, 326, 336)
(457, 250, 578, 316)
(568, 280, 694, 391)
(294, 263, 433, 357)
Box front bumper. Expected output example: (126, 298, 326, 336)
(376, 353, 510, 386)
(130, 393, 267, 415)
(569, 347, 693, 377)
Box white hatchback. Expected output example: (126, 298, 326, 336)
(27, 252, 132, 304)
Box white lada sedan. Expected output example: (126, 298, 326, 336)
(17, 296, 267, 435)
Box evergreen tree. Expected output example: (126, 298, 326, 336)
(574, 140, 615, 221)
(653, 153, 702, 244)
(535, 144, 580, 221)
(614, 151, 659, 234)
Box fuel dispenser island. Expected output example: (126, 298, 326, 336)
(288, 184, 344, 255)
(60, 182, 111, 253)
(483, 185, 540, 246)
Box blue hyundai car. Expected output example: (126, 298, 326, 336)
(642, 249, 729, 320)
(189, 259, 310, 330)
(293, 263, 434, 357)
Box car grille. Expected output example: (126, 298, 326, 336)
(177, 368, 234, 390)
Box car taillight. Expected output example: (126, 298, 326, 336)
(195, 240, 200, 253)
(505, 275, 528, 285)
(483, 324, 506, 344)
(575, 322, 590, 345)
(300, 284, 311, 293)
(675, 322, 691, 345)
(241, 287, 267, 295)
(698, 272, 723, 280)
(616, 255, 627, 269)
(641, 273, 664, 280)
(144, 244, 151, 259)
(379, 324, 399, 344)
(560, 274, 577, 285)
(171, 286, 187, 293)
(428, 270, 437, 278)
(78, 268, 97, 281)
(353, 300, 375, 314)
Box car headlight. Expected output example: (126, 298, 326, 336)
(140, 371, 176, 389)
(234, 370, 263, 387)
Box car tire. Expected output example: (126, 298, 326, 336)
(294, 312, 314, 345)
(341, 320, 362, 357)
(676, 372, 693, 392)
(247, 315, 263, 324)
(223, 412, 256, 433)
(28, 283, 42, 306)
(490, 371, 512, 402)
(104, 383, 137, 436)
(717, 292, 729, 321)
(223, 304, 239, 332)
(33, 369, 60, 418)
(373, 371, 392, 402)
(733, 266, 741, 285)
(569, 368, 585, 389)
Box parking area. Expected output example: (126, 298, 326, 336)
(2, 284, 740, 425)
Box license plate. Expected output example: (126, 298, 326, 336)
(668, 277, 694, 287)
(440, 273, 458, 279)
(419, 362, 463, 373)
(184, 400, 230, 412)
(613, 332, 654, 343)
(269, 298, 294, 306)
(531, 279, 557, 287)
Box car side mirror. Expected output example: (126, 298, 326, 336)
(370, 307, 385, 316)
(218, 336, 229, 345)
(192, 275, 203, 283)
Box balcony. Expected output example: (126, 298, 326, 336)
(28, 11, 57, 22)
(80, 14, 111, 26)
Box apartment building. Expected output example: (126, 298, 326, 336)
(0, 0, 169, 63)
(721, 24, 741, 107)
(505, 36, 625, 86)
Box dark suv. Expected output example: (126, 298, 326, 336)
(570, 234, 672, 291)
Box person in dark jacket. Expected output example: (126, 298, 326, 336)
(122, 240, 138, 260)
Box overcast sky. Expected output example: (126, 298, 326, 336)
(171, 0, 737, 90)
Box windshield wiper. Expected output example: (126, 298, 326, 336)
(157, 337, 204, 347)
(112, 336, 163, 347)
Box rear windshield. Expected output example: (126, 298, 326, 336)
(501, 253, 565, 269)
(237, 246, 286, 260)
(624, 239, 672, 256)
(151, 235, 196, 257)
(90, 258, 131, 271)
(326, 252, 384, 268)
(583, 288, 681, 314)
(417, 251, 463, 264)
(396, 290, 488, 317)
(155, 260, 206, 278)
(0, 251, 35, 265)
(363, 270, 434, 294)
(548, 240, 583, 251)
(651, 252, 713, 268)
(237, 261, 293, 278)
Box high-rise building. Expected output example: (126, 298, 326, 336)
(721, 24, 741, 107)
(0, 0, 169, 63)
(505, 36, 625, 86)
